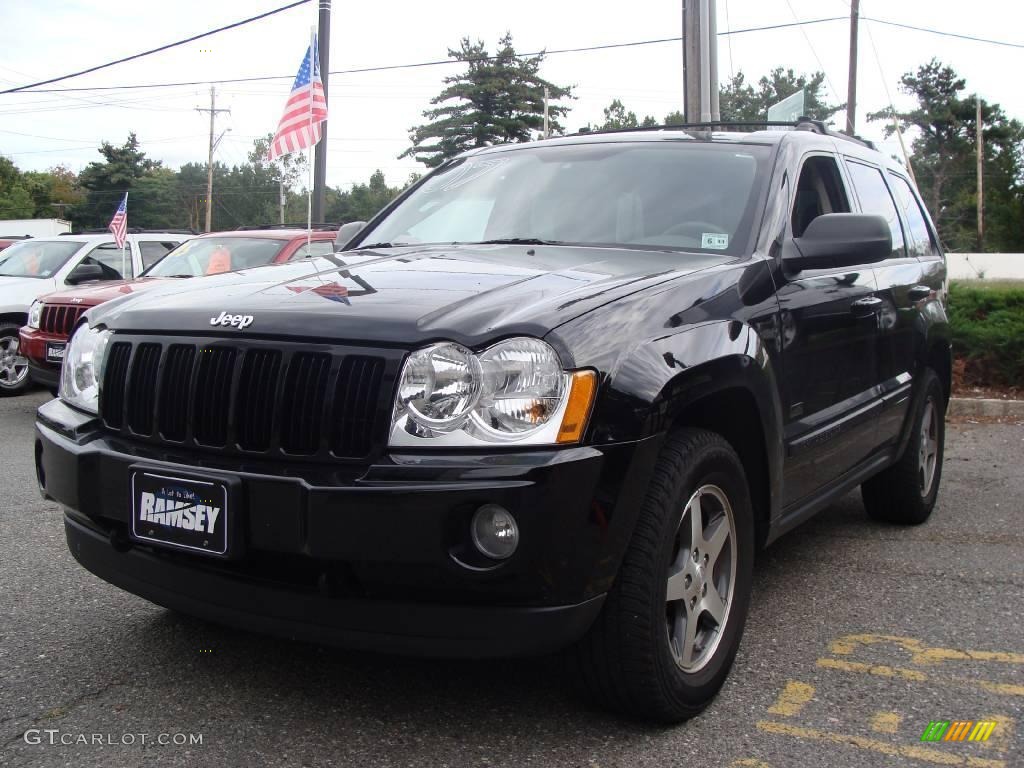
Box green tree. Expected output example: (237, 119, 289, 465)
(868, 59, 1024, 252)
(74, 133, 161, 228)
(402, 33, 574, 167)
(719, 69, 841, 123)
(0, 157, 35, 219)
(324, 169, 402, 223)
(584, 99, 659, 131)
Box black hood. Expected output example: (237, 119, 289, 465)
(93, 244, 732, 348)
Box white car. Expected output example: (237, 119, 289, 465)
(0, 231, 194, 395)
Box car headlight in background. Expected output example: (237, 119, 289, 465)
(59, 325, 111, 414)
(27, 300, 43, 329)
(390, 337, 596, 447)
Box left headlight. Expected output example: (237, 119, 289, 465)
(59, 325, 111, 414)
(27, 300, 43, 329)
(390, 337, 596, 447)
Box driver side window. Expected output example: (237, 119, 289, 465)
(82, 242, 133, 279)
(791, 155, 850, 237)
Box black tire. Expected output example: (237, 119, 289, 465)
(861, 368, 945, 525)
(570, 428, 755, 723)
(0, 323, 32, 397)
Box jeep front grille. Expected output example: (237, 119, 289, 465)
(99, 337, 394, 461)
(40, 305, 86, 336)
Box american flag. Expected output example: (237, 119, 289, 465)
(108, 192, 127, 249)
(267, 35, 328, 161)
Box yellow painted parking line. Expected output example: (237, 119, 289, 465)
(730, 760, 773, 768)
(767, 681, 815, 717)
(829, 635, 1024, 666)
(756, 720, 1006, 768)
(817, 657, 927, 681)
(817, 658, 1024, 696)
(870, 711, 902, 734)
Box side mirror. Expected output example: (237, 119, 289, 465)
(65, 263, 106, 285)
(787, 213, 892, 271)
(335, 221, 367, 251)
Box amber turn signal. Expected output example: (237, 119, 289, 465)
(557, 370, 597, 444)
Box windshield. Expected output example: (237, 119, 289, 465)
(360, 142, 772, 254)
(143, 237, 287, 277)
(0, 240, 82, 278)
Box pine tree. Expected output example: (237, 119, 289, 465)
(402, 34, 573, 168)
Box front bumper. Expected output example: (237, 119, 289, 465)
(19, 326, 62, 387)
(37, 399, 660, 657)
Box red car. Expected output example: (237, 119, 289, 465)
(20, 228, 338, 390)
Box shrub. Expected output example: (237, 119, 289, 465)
(948, 280, 1024, 389)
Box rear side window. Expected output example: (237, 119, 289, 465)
(888, 174, 939, 259)
(844, 161, 906, 258)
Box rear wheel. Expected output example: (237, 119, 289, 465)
(571, 428, 754, 722)
(861, 368, 945, 524)
(0, 324, 31, 396)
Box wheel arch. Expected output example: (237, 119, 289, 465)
(591, 320, 785, 545)
(0, 312, 28, 328)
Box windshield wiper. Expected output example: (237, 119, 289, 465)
(471, 238, 566, 246)
(358, 242, 400, 249)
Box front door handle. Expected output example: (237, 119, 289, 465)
(851, 296, 883, 319)
(908, 285, 933, 301)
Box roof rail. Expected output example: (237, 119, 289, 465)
(233, 223, 339, 231)
(0, 234, 32, 239)
(572, 116, 876, 149)
(60, 227, 199, 235)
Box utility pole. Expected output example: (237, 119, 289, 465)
(977, 94, 985, 251)
(682, 0, 719, 122)
(543, 87, 550, 138)
(846, 0, 860, 134)
(311, 0, 332, 223)
(196, 85, 230, 232)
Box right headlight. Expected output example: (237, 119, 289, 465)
(59, 324, 111, 415)
(390, 337, 596, 447)
(27, 300, 43, 329)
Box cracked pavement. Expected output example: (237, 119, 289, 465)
(1, 390, 1022, 767)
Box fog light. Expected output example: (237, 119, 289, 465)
(471, 504, 519, 560)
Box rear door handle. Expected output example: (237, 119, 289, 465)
(850, 296, 883, 318)
(908, 285, 933, 301)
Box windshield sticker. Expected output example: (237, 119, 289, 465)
(701, 232, 729, 250)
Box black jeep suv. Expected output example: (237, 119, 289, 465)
(36, 120, 949, 722)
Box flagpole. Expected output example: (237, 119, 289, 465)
(121, 192, 127, 279)
(306, 26, 315, 257)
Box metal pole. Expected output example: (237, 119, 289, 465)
(977, 95, 984, 251)
(683, 1, 701, 121)
(205, 86, 215, 232)
(312, 0, 331, 223)
(846, 0, 860, 134)
(279, 180, 286, 225)
(708, 0, 719, 121)
(543, 87, 550, 139)
(699, 0, 711, 121)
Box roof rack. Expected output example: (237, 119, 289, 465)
(0, 234, 32, 239)
(233, 223, 339, 231)
(60, 227, 199, 235)
(573, 116, 875, 150)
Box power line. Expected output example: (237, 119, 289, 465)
(13, 17, 854, 95)
(0, 0, 312, 95)
(862, 16, 1024, 49)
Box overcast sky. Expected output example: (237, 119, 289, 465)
(1, 0, 1022, 193)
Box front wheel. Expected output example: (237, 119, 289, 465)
(0, 324, 31, 396)
(570, 428, 755, 722)
(861, 368, 945, 525)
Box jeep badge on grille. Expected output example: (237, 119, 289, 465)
(210, 311, 254, 330)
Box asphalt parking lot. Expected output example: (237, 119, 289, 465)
(1, 390, 1021, 768)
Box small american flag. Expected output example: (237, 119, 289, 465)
(267, 34, 328, 161)
(108, 192, 127, 249)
